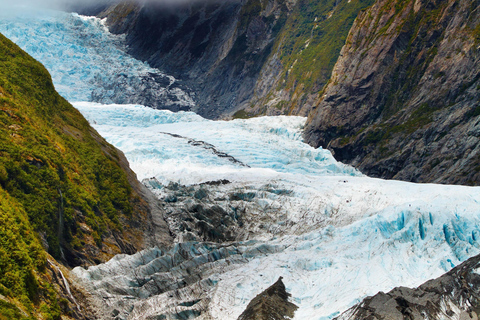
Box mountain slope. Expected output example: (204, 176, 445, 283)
(304, 0, 480, 185)
(0, 31, 172, 318)
(241, 0, 375, 117)
(335, 252, 480, 320)
(96, 0, 296, 118)
(91, 0, 296, 118)
(96, 0, 375, 120)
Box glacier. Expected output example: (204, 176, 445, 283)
(2, 6, 480, 320)
(72, 102, 480, 320)
(0, 6, 195, 110)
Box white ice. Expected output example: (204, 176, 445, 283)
(74, 102, 360, 185)
(73, 101, 480, 320)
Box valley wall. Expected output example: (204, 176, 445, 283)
(304, 0, 480, 184)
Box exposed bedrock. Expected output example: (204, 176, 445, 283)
(304, 0, 480, 185)
(335, 252, 480, 320)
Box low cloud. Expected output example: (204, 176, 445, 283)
(0, 0, 230, 10)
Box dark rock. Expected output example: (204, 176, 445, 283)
(237, 277, 298, 320)
(304, 0, 480, 185)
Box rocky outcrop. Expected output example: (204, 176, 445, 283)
(237, 277, 298, 320)
(335, 252, 480, 320)
(97, 0, 295, 119)
(304, 0, 480, 185)
(241, 0, 375, 118)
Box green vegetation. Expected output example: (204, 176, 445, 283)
(233, 109, 254, 119)
(0, 188, 62, 320)
(271, 0, 375, 102)
(0, 33, 140, 317)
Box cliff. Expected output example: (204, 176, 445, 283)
(241, 0, 375, 118)
(98, 0, 295, 119)
(304, 0, 480, 185)
(0, 32, 171, 318)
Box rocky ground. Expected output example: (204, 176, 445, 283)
(335, 252, 480, 320)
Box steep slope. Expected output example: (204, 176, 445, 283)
(241, 0, 375, 117)
(96, 0, 295, 118)
(0, 31, 171, 271)
(95, 0, 375, 120)
(304, 0, 480, 185)
(0, 188, 54, 319)
(335, 252, 480, 320)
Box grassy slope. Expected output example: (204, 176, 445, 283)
(0, 33, 146, 318)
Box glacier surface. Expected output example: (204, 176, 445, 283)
(72, 102, 480, 320)
(2, 7, 480, 320)
(0, 7, 195, 110)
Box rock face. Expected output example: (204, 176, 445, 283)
(237, 277, 298, 320)
(94, 0, 374, 119)
(304, 0, 480, 185)
(242, 0, 375, 118)
(335, 252, 480, 320)
(97, 0, 295, 119)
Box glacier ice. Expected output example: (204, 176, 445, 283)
(3, 7, 480, 320)
(72, 102, 480, 320)
(0, 7, 195, 110)
(74, 102, 360, 184)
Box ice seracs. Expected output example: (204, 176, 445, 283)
(0, 7, 195, 111)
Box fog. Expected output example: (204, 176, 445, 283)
(0, 0, 231, 11)
(0, 0, 116, 10)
